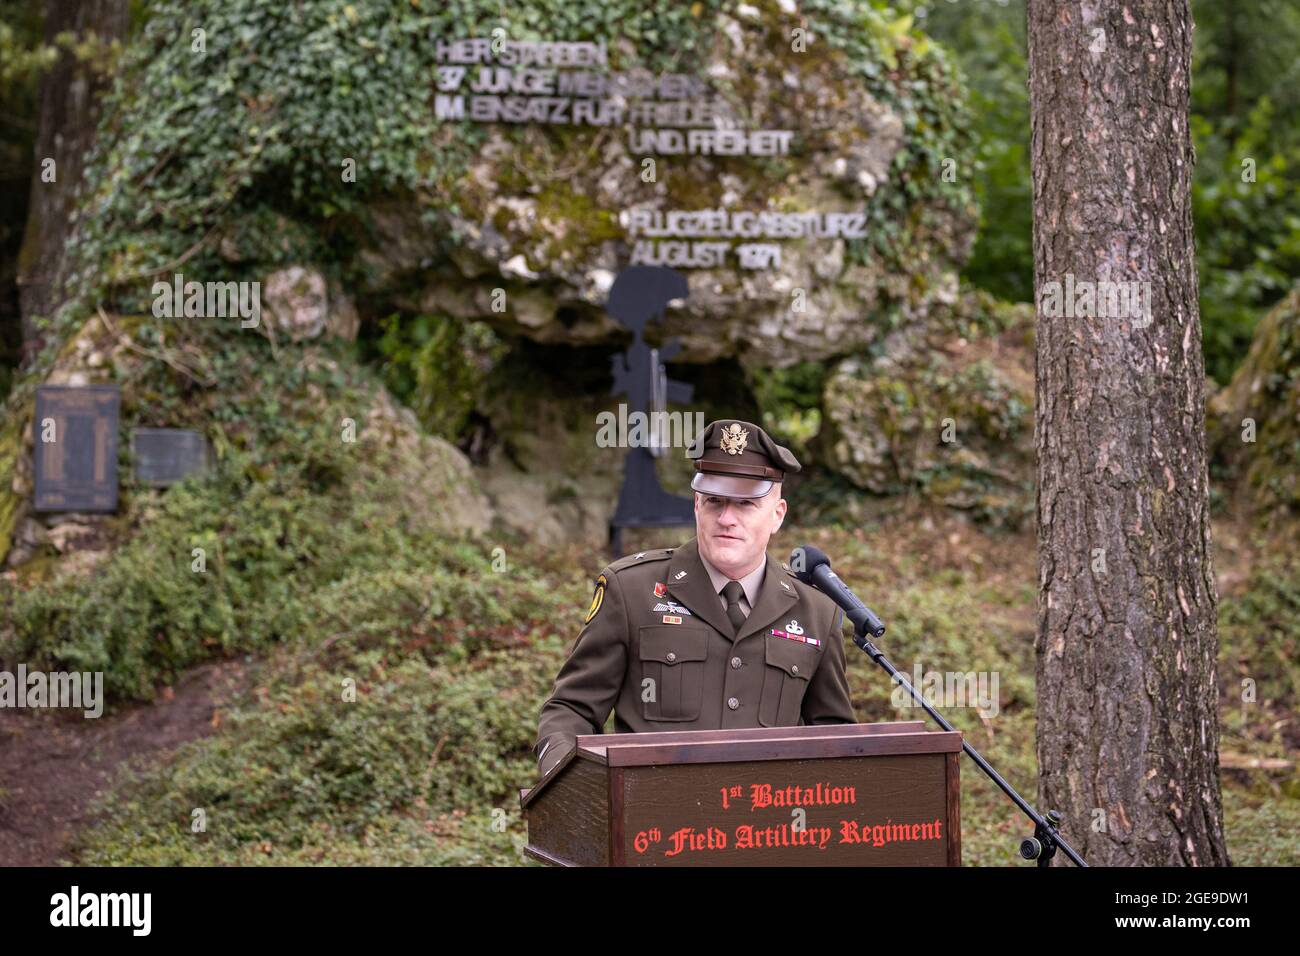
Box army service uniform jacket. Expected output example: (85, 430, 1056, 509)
(534, 536, 856, 776)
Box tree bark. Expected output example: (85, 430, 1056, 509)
(16, 0, 127, 349)
(1027, 0, 1229, 865)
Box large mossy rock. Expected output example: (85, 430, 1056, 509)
(51, 1, 975, 361)
(358, 2, 976, 370)
(1209, 285, 1300, 516)
(819, 288, 1035, 526)
(1, 0, 984, 558)
(356, 378, 493, 537)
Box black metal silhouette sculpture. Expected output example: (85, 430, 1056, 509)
(606, 265, 695, 555)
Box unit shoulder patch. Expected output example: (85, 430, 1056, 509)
(584, 573, 607, 624)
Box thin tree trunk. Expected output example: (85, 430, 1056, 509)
(1224, 0, 1238, 127)
(16, 0, 128, 349)
(1027, 0, 1228, 865)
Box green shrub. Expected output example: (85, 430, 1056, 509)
(72, 647, 561, 865)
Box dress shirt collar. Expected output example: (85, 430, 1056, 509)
(699, 550, 767, 608)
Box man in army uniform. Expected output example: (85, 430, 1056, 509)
(534, 419, 856, 776)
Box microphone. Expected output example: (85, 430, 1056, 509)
(790, 545, 886, 638)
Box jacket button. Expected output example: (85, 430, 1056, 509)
(666, 652, 676, 662)
(730, 656, 742, 669)
(728, 697, 740, 710)
(791, 665, 799, 674)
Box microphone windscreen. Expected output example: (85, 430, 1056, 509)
(790, 544, 831, 582)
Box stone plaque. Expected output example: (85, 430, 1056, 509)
(33, 385, 121, 512)
(131, 428, 213, 487)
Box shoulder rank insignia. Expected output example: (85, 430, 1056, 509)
(585, 574, 607, 624)
(609, 548, 672, 573)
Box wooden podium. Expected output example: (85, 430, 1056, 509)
(519, 721, 962, 866)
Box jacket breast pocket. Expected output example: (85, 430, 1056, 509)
(638, 625, 710, 722)
(758, 634, 819, 727)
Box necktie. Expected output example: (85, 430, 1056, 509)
(722, 580, 747, 635)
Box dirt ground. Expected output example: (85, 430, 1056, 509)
(0, 658, 250, 866)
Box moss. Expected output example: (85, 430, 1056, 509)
(0, 407, 27, 562)
(533, 181, 622, 261)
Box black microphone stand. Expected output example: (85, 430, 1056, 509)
(849, 618, 1088, 867)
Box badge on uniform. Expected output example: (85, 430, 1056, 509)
(662, 615, 683, 625)
(720, 423, 749, 454)
(652, 601, 692, 616)
(584, 574, 607, 624)
(771, 623, 820, 647)
(653, 582, 667, 597)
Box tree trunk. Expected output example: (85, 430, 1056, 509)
(1027, 0, 1229, 865)
(16, 0, 128, 349)
(1224, 0, 1239, 127)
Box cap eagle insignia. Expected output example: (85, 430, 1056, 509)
(720, 423, 749, 455)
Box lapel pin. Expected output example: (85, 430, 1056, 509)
(675, 570, 687, 580)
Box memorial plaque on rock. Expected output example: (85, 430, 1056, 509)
(33, 385, 121, 512)
(131, 428, 213, 487)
